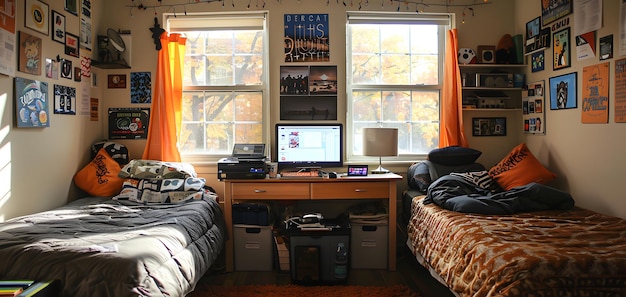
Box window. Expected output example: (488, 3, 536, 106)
(346, 12, 452, 161)
(166, 12, 268, 158)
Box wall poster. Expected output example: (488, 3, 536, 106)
(553, 28, 571, 70)
(53, 84, 76, 115)
(541, 0, 572, 27)
(14, 77, 50, 128)
(284, 14, 329, 62)
(279, 65, 337, 120)
(615, 58, 626, 122)
(549, 72, 577, 110)
(0, 0, 16, 76)
(18, 31, 41, 75)
(523, 81, 546, 135)
(108, 107, 150, 139)
(581, 62, 609, 123)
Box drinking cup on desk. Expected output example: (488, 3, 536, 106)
(267, 162, 278, 178)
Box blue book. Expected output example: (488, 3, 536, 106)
(0, 281, 33, 289)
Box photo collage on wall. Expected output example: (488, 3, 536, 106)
(279, 65, 338, 120)
(523, 81, 546, 135)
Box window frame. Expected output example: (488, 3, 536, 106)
(345, 11, 454, 163)
(164, 11, 270, 163)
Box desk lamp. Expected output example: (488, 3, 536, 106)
(363, 127, 398, 174)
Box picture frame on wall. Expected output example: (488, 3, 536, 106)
(65, 0, 78, 16)
(531, 50, 545, 72)
(52, 10, 65, 44)
(553, 28, 570, 70)
(18, 31, 42, 75)
(14, 77, 50, 128)
(65, 32, 79, 57)
(472, 117, 507, 137)
(523, 81, 546, 135)
(549, 72, 577, 110)
(24, 0, 49, 36)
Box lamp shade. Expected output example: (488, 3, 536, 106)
(363, 128, 398, 157)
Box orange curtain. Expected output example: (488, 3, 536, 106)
(142, 32, 186, 161)
(439, 29, 468, 148)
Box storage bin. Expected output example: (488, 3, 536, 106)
(350, 223, 388, 269)
(234, 224, 273, 271)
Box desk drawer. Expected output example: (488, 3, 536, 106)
(232, 183, 310, 200)
(311, 182, 388, 199)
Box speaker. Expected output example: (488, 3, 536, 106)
(477, 45, 496, 64)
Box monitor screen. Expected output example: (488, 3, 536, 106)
(275, 123, 343, 170)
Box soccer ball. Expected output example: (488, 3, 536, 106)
(458, 48, 476, 64)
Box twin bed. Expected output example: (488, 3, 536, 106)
(404, 145, 626, 297)
(0, 154, 226, 297)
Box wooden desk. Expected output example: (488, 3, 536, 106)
(223, 173, 403, 272)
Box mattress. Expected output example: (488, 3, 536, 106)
(407, 195, 626, 297)
(0, 197, 226, 297)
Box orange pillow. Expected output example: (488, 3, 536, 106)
(74, 148, 124, 196)
(488, 143, 556, 190)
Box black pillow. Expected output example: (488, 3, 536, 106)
(428, 146, 482, 166)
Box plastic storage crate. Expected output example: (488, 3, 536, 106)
(350, 223, 388, 269)
(234, 224, 273, 271)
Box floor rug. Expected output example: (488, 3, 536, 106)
(188, 284, 420, 297)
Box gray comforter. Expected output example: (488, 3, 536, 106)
(0, 197, 226, 297)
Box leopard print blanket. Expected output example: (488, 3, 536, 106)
(407, 196, 626, 297)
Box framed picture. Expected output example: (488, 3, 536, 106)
(65, 0, 78, 16)
(24, 0, 49, 36)
(74, 67, 81, 82)
(53, 84, 76, 115)
(541, 0, 572, 26)
(523, 81, 546, 135)
(14, 77, 50, 128)
(553, 28, 570, 70)
(531, 50, 545, 72)
(525, 16, 540, 43)
(45, 57, 58, 79)
(18, 31, 42, 75)
(476, 45, 496, 64)
(599, 35, 613, 61)
(549, 72, 577, 110)
(472, 117, 506, 137)
(51, 10, 65, 44)
(108, 74, 127, 88)
(65, 32, 79, 57)
(60, 59, 72, 79)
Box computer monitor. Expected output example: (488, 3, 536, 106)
(275, 123, 343, 170)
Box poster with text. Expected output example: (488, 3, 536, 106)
(614, 58, 626, 122)
(0, 0, 16, 76)
(582, 62, 609, 123)
(108, 107, 150, 139)
(284, 14, 329, 62)
(14, 77, 49, 128)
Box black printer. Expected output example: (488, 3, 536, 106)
(218, 144, 267, 180)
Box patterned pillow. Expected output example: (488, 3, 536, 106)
(113, 177, 207, 203)
(74, 148, 125, 196)
(489, 143, 556, 190)
(118, 160, 197, 179)
(450, 170, 500, 193)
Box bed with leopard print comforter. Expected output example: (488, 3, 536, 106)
(407, 195, 626, 297)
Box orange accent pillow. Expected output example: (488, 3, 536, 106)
(488, 143, 556, 190)
(74, 148, 124, 196)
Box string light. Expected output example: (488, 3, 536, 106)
(126, 0, 490, 15)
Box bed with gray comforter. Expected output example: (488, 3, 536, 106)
(0, 196, 226, 297)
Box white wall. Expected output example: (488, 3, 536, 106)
(512, 1, 626, 218)
(0, 0, 105, 221)
(7, 0, 624, 220)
